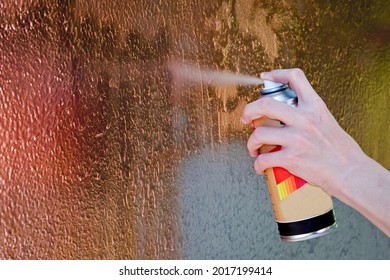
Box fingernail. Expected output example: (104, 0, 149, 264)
(250, 150, 260, 158)
(251, 120, 256, 130)
(260, 72, 269, 79)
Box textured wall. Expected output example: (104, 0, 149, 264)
(0, 0, 389, 259)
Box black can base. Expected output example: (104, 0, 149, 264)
(277, 209, 337, 242)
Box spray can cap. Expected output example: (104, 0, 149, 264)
(263, 80, 284, 90)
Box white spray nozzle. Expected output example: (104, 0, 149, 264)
(264, 80, 283, 90)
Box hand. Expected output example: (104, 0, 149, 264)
(241, 68, 390, 236)
(241, 68, 366, 196)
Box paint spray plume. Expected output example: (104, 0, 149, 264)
(169, 63, 264, 86)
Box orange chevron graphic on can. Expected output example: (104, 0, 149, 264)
(269, 146, 307, 200)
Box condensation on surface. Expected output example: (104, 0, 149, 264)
(0, 0, 389, 259)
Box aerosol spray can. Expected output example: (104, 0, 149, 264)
(253, 80, 337, 241)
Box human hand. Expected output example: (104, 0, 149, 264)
(241, 68, 367, 196)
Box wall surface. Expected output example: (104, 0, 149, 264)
(0, 0, 389, 259)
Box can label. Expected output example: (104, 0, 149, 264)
(268, 146, 307, 200)
(255, 117, 333, 223)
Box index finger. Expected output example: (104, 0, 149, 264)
(261, 68, 320, 105)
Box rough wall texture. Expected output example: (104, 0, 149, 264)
(0, 0, 389, 259)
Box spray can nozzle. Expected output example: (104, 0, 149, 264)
(261, 80, 287, 95)
(263, 80, 284, 90)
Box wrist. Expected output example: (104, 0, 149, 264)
(332, 151, 390, 236)
(331, 150, 380, 205)
(327, 149, 370, 199)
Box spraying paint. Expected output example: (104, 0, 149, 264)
(253, 80, 337, 241)
(169, 62, 264, 86)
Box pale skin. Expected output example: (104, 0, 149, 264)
(241, 68, 390, 237)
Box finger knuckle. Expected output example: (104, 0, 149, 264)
(247, 129, 261, 149)
(246, 139, 252, 152)
(291, 68, 305, 80)
(242, 104, 251, 119)
(254, 155, 267, 173)
(284, 152, 301, 171)
(253, 157, 262, 173)
(253, 127, 264, 140)
(298, 110, 317, 130)
(257, 96, 275, 111)
(247, 138, 255, 153)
